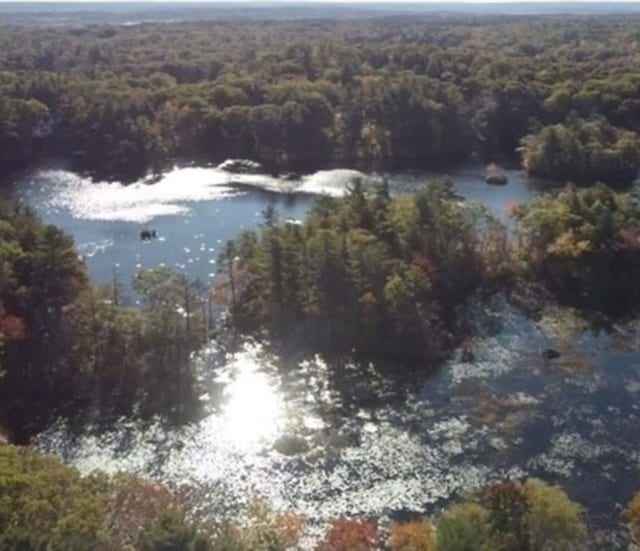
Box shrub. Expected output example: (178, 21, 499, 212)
(483, 479, 585, 551)
(316, 517, 378, 551)
(137, 508, 212, 551)
(436, 503, 492, 551)
(107, 475, 180, 548)
(524, 479, 585, 551)
(512, 184, 640, 313)
(0, 444, 112, 550)
(242, 496, 305, 550)
(388, 520, 435, 551)
(484, 480, 529, 549)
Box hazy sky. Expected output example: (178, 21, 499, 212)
(3, 0, 626, 3)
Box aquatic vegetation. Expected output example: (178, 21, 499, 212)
(538, 305, 590, 340)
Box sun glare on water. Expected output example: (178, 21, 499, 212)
(218, 348, 284, 450)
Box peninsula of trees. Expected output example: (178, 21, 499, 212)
(222, 181, 640, 356)
(3, 180, 639, 439)
(220, 180, 509, 362)
(1, 16, 640, 182)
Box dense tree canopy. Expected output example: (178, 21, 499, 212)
(217, 179, 640, 359)
(1, 443, 591, 551)
(2, 16, 640, 181)
(511, 184, 640, 314)
(0, 202, 207, 441)
(521, 119, 640, 184)
(0, 444, 211, 551)
(221, 180, 509, 361)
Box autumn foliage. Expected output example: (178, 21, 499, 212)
(388, 521, 435, 551)
(624, 491, 640, 543)
(316, 517, 379, 551)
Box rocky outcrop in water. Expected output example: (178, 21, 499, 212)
(273, 434, 309, 455)
(542, 348, 561, 360)
(485, 163, 508, 185)
(218, 159, 263, 174)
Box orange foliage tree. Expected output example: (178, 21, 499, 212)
(388, 521, 435, 551)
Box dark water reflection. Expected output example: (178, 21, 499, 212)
(8, 164, 640, 546)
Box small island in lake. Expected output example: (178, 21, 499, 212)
(485, 163, 508, 185)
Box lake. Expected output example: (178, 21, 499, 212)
(7, 163, 639, 547)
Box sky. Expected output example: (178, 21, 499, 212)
(2, 0, 631, 3)
(0, 0, 633, 7)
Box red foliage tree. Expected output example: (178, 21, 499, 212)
(316, 517, 378, 551)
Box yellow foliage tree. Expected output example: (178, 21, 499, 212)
(388, 521, 435, 551)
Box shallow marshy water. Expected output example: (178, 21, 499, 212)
(8, 162, 640, 546)
(32, 305, 640, 545)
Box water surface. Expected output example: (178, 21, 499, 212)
(9, 165, 541, 293)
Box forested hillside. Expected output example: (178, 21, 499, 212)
(1, 16, 640, 181)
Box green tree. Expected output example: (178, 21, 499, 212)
(138, 509, 212, 551)
(436, 503, 492, 551)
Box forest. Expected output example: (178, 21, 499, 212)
(4, 11, 640, 550)
(2, 15, 640, 182)
(220, 180, 509, 361)
(3, 179, 640, 440)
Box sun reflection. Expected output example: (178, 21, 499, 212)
(218, 348, 284, 449)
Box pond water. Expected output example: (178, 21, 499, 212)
(9, 164, 544, 294)
(7, 163, 640, 547)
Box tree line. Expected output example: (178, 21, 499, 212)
(1, 16, 640, 182)
(0, 444, 624, 551)
(6, 442, 639, 550)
